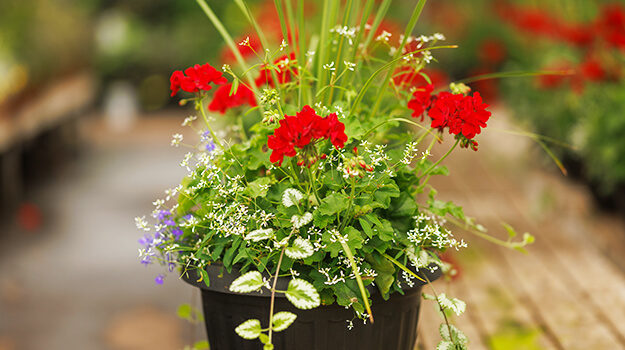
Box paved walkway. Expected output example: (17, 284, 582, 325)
(1, 107, 624, 350)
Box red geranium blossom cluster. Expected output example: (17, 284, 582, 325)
(208, 84, 258, 114)
(170, 63, 227, 97)
(408, 84, 491, 149)
(267, 105, 348, 166)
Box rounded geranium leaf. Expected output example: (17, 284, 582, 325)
(230, 271, 265, 293)
(285, 278, 321, 309)
(272, 311, 297, 332)
(235, 319, 262, 339)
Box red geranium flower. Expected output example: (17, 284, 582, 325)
(267, 105, 348, 165)
(407, 84, 434, 120)
(256, 53, 297, 87)
(208, 83, 258, 114)
(170, 63, 227, 96)
(453, 92, 491, 139)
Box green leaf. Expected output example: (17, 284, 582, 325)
(285, 278, 321, 309)
(365, 253, 395, 297)
(375, 219, 395, 241)
(359, 218, 374, 239)
(229, 271, 265, 293)
(246, 228, 275, 242)
(436, 340, 456, 350)
(372, 180, 400, 208)
(245, 177, 271, 198)
(177, 304, 192, 319)
(235, 319, 262, 339)
(343, 116, 365, 140)
(291, 212, 313, 229)
(437, 293, 466, 316)
(318, 192, 350, 216)
(285, 237, 314, 259)
(259, 333, 270, 344)
(282, 188, 304, 207)
(272, 311, 297, 332)
(439, 324, 468, 345)
(193, 340, 210, 350)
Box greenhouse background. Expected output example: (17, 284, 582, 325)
(1, 0, 625, 349)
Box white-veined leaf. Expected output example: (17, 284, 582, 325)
(285, 237, 314, 259)
(272, 311, 297, 332)
(246, 228, 274, 242)
(290, 212, 313, 229)
(285, 278, 321, 309)
(282, 188, 303, 207)
(437, 293, 466, 316)
(229, 271, 265, 293)
(439, 324, 468, 345)
(235, 319, 262, 339)
(436, 340, 455, 350)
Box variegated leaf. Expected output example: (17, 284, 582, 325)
(437, 293, 466, 316)
(229, 271, 265, 293)
(246, 228, 274, 242)
(285, 237, 314, 259)
(235, 319, 262, 339)
(282, 188, 303, 207)
(290, 212, 313, 229)
(272, 311, 297, 332)
(285, 278, 320, 309)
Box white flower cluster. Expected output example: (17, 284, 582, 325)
(407, 213, 467, 251)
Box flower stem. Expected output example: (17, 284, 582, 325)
(199, 98, 224, 150)
(418, 139, 458, 181)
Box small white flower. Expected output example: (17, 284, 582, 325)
(135, 216, 150, 231)
(323, 62, 336, 71)
(181, 115, 197, 126)
(375, 30, 392, 42)
(171, 133, 183, 147)
(343, 61, 356, 71)
(239, 36, 250, 46)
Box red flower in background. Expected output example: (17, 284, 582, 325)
(170, 63, 227, 96)
(267, 105, 347, 165)
(407, 84, 434, 120)
(208, 83, 257, 114)
(256, 53, 298, 87)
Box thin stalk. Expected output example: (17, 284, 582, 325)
(199, 98, 224, 150)
(267, 231, 294, 345)
(368, 0, 428, 121)
(418, 139, 459, 181)
(195, 0, 259, 96)
(326, 0, 354, 105)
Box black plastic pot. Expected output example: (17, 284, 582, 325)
(183, 264, 441, 350)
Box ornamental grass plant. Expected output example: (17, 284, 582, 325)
(136, 1, 534, 348)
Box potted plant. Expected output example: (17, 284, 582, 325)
(136, 1, 533, 349)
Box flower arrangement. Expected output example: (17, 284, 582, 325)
(137, 0, 533, 349)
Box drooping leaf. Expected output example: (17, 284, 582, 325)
(285, 278, 321, 309)
(436, 340, 456, 350)
(272, 311, 297, 332)
(229, 271, 265, 293)
(437, 293, 466, 316)
(285, 237, 314, 259)
(439, 323, 468, 345)
(235, 319, 262, 339)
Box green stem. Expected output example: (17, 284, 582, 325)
(267, 231, 293, 345)
(368, 0, 428, 120)
(199, 98, 224, 150)
(418, 139, 458, 181)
